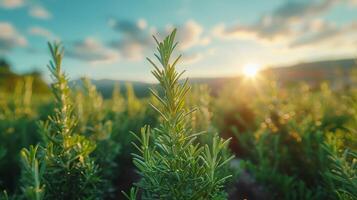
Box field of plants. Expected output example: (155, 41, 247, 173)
(0, 30, 356, 200)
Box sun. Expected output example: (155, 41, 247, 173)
(242, 63, 261, 78)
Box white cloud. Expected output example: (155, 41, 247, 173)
(290, 21, 357, 48)
(347, 0, 357, 5)
(137, 19, 147, 30)
(182, 52, 203, 64)
(212, 23, 259, 41)
(175, 20, 210, 50)
(211, 0, 357, 52)
(111, 39, 148, 61)
(0, 0, 25, 8)
(108, 18, 152, 60)
(0, 22, 27, 53)
(29, 5, 51, 20)
(67, 37, 119, 65)
(212, 0, 340, 43)
(109, 19, 211, 61)
(28, 26, 57, 40)
(182, 48, 215, 64)
(0, 0, 52, 20)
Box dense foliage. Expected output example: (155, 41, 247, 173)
(0, 29, 356, 200)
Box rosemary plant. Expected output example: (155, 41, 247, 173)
(0, 75, 40, 195)
(324, 137, 357, 200)
(20, 145, 44, 200)
(0, 191, 9, 200)
(111, 83, 125, 113)
(21, 42, 102, 200)
(128, 29, 233, 199)
(76, 77, 113, 141)
(75, 77, 120, 198)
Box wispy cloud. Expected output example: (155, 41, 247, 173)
(28, 5, 51, 20)
(28, 26, 57, 40)
(290, 20, 357, 48)
(182, 48, 215, 64)
(108, 18, 152, 61)
(212, 0, 357, 53)
(348, 0, 357, 5)
(169, 20, 210, 50)
(0, 22, 27, 53)
(108, 18, 210, 61)
(66, 37, 119, 65)
(0, 0, 25, 8)
(0, 0, 52, 20)
(213, 0, 339, 42)
(109, 18, 148, 36)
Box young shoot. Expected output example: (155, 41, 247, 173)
(128, 29, 234, 199)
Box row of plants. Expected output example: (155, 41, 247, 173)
(1, 30, 234, 199)
(213, 78, 356, 199)
(0, 29, 356, 199)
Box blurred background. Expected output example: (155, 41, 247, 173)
(0, 0, 356, 83)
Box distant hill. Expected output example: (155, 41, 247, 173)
(263, 58, 356, 88)
(2, 57, 354, 97)
(70, 79, 153, 98)
(71, 76, 243, 98)
(271, 58, 355, 71)
(75, 58, 357, 98)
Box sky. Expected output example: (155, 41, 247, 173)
(0, 0, 357, 82)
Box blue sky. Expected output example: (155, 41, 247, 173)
(1, 0, 357, 82)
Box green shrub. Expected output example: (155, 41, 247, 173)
(324, 142, 357, 200)
(127, 29, 234, 199)
(0, 77, 43, 194)
(218, 81, 355, 199)
(20, 145, 45, 200)
(74, 77, 120, 198)
(20, 43, 102, 200)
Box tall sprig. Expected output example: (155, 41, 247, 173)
(148, 29, 193, 148)
(46, 43, 77, 139)
(129, 29, 233, 199)
(21, 42, 102, 200)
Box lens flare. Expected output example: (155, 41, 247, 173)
(242, 63, 261, 78)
